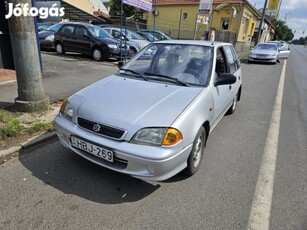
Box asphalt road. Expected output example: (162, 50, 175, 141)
(0, 46, 307, 229)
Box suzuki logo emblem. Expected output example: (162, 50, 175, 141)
(92, 124, 101, 132)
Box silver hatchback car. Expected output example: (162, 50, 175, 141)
(54, 40, 242, 181)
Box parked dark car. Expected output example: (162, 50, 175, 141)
(54, 22, 129, 61)
(38, 23, 63, 50)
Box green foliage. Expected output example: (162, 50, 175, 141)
(109, 0, 141, 18)
(26, 122, 53, 134)
(292, 36, 307, 45)
(0, 110, 23, 139)
(274, 20, 294, 41)
(0, 110, 54, 139)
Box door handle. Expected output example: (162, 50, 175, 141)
(229, 85, 232, 90)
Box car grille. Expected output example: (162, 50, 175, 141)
(77, 117, 125, 139)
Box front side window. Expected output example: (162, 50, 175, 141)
(75, 27, 89, 39)
(60, 25, 74, 36)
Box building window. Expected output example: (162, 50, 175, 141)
(183, 13, 188, 21)
(221, 18, 230, 30)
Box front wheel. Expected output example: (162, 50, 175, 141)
(185, 127, 206, 176)
(92, 47, 103, 61)
(55, 43, 65, 55)
(226, 92, 238, 115)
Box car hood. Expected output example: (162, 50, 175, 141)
(252, 49, 277, 55)
(71, 75, 203, 140)
(38, 30, 54, 38)
(95, 37, 120, 45)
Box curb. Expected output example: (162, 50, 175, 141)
(0, 131, 57, 164)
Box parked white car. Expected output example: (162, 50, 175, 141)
(248, 43, 279, 64)
(54, 40, 242, 181)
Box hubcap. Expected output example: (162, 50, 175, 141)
(193, 136, 203, 168)
(56, 44, 62, 54)
(232, 95, 237, 110)
(93, 49, 102, 60)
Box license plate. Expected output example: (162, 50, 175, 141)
(71, 136, 113, 162)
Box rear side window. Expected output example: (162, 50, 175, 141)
(224, 45, 236, 73)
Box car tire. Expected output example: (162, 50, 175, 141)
(226, 92, 238, 115)
(185, 127, 206, 176)
(129, 47, 137, 56)
(92, 47, 103, 61)
(55, 43, 65, 55)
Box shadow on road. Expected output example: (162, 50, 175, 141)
(19, 139, 161, 204)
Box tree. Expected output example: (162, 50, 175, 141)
(109, 0, 141, 18)
(273, 20, 294, 41)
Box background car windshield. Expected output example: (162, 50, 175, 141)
(88, 26, 113, 38)
(122, 44, 213, 86)
(47, 24, 62, 32)
(255, 44, 277, 50)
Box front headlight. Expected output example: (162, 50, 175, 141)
(46, 34, 54, 41)
(249, 51, 256, 58)
(131, 128, 182, 146)
(107, 44, 117, 49)
(60, 99, 73, 121)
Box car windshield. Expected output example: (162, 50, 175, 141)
(118, 43, 213, 86)
(88, 26, 113, 38)
(255, 44, 278, 51)
(46, 23, 61, 32)
(126, 30, 147, 40)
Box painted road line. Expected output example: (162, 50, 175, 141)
(247, 60, 287, 230)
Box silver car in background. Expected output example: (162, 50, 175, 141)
(248, 43, 279, 64)
(102, 27, 150, 55)
(54, 40, 242, 181)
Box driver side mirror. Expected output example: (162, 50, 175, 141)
(214, 73, 237, 86)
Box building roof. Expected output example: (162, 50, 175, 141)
(61, 0, 106, 23)
(156, 0, 261, 17)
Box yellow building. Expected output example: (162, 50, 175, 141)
(145, 0, 260, 49)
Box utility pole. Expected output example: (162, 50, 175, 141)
(7, 0, 49, 112)
(153, 0, 157, 31)
(256, 0, 269, 45)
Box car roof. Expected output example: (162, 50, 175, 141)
(152, 40, 232, 47)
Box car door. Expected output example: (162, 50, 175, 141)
(73, 26, 92, 55)
(224, 45, 241, 100)
(59, 25, 75, 52)
(211, 46, 233, 125)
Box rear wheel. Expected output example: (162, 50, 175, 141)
(185, 127, 206, 176)
(129, 47, 137, 56)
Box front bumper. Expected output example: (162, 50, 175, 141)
(248, 56, 277, 63)
(39, 39, 55, 50)
(54, 114, 192, 181)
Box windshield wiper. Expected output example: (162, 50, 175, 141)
(144, 72, 189, 86)
(119, 68, 148, 81)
